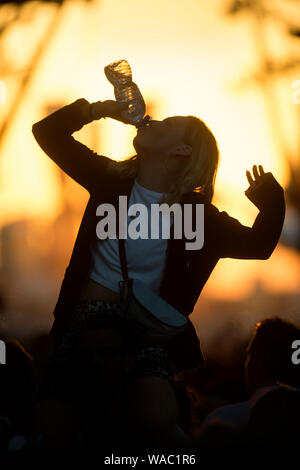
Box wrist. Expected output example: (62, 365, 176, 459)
(90, 101, 106, 121)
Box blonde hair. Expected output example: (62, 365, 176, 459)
(106, 116, 219, 205)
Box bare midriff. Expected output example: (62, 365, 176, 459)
(79, 277, 120, 304)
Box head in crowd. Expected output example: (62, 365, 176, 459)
(245, 317, 300, 394)
(248, 383, 300, 446)
(0, 339, 33, 433)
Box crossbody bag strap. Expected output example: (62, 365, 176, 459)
(118, 237, 129, 281)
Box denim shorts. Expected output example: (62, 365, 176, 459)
(50, 299, 178, 389)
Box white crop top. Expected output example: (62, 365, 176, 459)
(88, 179, 173, 294)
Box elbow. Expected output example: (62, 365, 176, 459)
(32, 122, 42, 142)
(249, 236, 277, 260)
(259, 249, 273, 260)
(32, 121, 53, 148)
(257, 242, 277, 260)
(32, 121, 52, 156)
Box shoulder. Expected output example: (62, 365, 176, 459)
(180, 191, 208, 204)
(180, 191, 221, 218)
(180, 192, 237, 240)
(203, 401, 252, 427)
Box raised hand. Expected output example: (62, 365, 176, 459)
(245, 164, 284, 211)
(246, 164, 266, 189)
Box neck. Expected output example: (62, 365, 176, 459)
(136, 153, 174, 193)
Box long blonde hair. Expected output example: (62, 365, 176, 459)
(106, 116, 219, 204)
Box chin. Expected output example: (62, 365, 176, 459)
(132, 135, 139, 153)
(133, 135, 149, 154)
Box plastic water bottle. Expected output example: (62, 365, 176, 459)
(104, 59, 151, 127)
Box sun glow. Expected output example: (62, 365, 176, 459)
(0, 0, 298, 303)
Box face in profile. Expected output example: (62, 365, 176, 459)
(133, 116, 192, 176)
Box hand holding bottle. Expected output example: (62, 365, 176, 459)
(104, 59, 148, 127)
(90, 100, 133, 124)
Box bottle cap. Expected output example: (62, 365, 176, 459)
(135, 115, 152, 128)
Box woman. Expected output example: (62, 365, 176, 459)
(32, 97, 285, 446)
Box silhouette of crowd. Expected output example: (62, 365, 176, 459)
(1, 315, 300, 450)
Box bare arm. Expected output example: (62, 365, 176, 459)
(32, 98, 129, 193)
(214, 165, 285, 260)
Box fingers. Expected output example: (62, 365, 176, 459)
(258, 164, 265, 176)
(116, 101, 129, 112)
(252, 165, 259, 180)
(246, 170, 254, 185)
(246, 164, 266, 186)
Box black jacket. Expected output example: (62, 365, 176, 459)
(32, 98, 286, 373)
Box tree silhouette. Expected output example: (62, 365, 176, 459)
(0, 0, 93, 155)
(227, 0, 300, 252)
